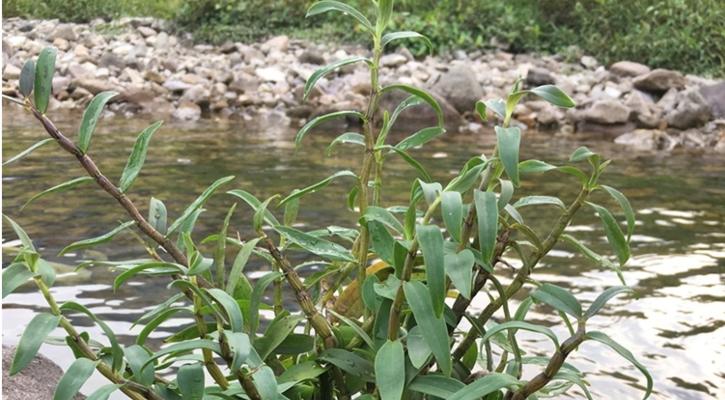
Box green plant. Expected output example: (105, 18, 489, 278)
(3, 1, 652, 399)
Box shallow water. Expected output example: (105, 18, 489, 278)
(2, 112, 724, 399)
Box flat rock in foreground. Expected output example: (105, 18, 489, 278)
(2, 345, 85, 400)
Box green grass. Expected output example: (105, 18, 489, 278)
(3, 0, 723, 76)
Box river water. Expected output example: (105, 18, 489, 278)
(2, 112, 724, 399)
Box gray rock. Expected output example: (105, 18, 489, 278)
(137, 26, 157, 38)
(609, 61, 650, 77)
(3, 64, 21, 80)
(299, 50, 325, 65)
(665, 88, 712, 129)
(121, 83, 155, 105)
(99, 52, 126, 69)
(2, 345, 85, 400)
(181, 84, 210, 105)
(699, 82, 725, 119)
(74, 78, 115, 94)
(580, 55, 599, 70)
(526, 67, 555, 86)
(50, 24, 77, 41)
(262, 35, 289, 53)
(624, 90, 661, 128)
(583, 99, 631, 124)
(614, 129, 675, 151)
(431, 64, 484, 114)
(163, 79, 192, 92)
(256, 67, 286, 83)
(172, 101, 202, 121)
(633, 68, 686, 93)
(380, 53, 408, 68)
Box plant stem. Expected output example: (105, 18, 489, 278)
(452, 186, 590, 361)
(34, 277, 161, 400)
(510, 322, 586, 400)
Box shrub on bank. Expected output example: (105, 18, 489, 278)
(4, 1, 652, 399)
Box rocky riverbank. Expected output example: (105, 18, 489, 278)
(3, 17, 724, 151)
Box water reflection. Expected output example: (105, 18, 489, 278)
(2, 112, 724, 399)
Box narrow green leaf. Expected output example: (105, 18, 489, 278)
(475, 100, 487, 121)
(531, 283, 582, 318)
(388, 147, 432, 182)
(295, 110, 364, 147)
(253, 195, 279, 233)
(304, 57, 369, 100)
(113, 262, 185, 291)
(318, 348, 374, 378)
(227, 189, 280, 226)
(375, 340, 405, 400)
(118, 121, 163, 192)
(481, 321, 559, 348)
(206, 288, 244, 332)
(395, 126, 445, 151)
(376, 0, 394, 32)
(249, 272, 283, 336)
(570, 146, 596, 162)
(441, 191, 463, 242)
(19, 59, 35, 97)
(484, 99, 506, 120)
(495, 126, 521, 186)
(256, 314, 304, 360)
(85, 384, 121, 400)
(474, 190, 498, 266)
(519, 159, 557, 174)
(529, 85, 576, 108)
(600, 185, 635, 242)
(403, 281, 451, 376)
(279, 170, 356, 206)
(446, 159, 489, 193)
(78, 91, 118, 153)
(585, 286, 634, 319)
(560, 234, 622, 281)
(2, 263, 33, 298)
(368, 220, 395, 266)
(22, 177, 94, 210)
(381, 84, 443, 127)
(178, 363, 205, 400)
(584, 331, 653, 399)
(3, 214, 35, 250)
(6, 139, 56, 169)
(125, 345, 154, 385)
(306, 0, 374, 32)
(140, 340, 221, 371)
(148, 197, 167, 235)
(329, 310, 374, 349)
(10, 313, 60, 375)
(59, 221, 134, 256)
(417, 224, 445, 317)
(274, 225, 355, 262)
(34, 47, 56, 114)
(382, 31, 433, 52)
(60, 301, 123, 371)
(444, 249, 474, 299)
(409, 374, 464, 398)
(167, 176, 235, 235)
(278, 361, 328, 384)
(513, 195, 566, 210)
(449, 373, 521, 400)
(137, 307, 187, 346)
(226, 238, 261, 294)
(326, 132, 365, 155)
(362, 206, 404, 233)
(497, 179, 514, 210)
(406, 325, 431, 368)
(225, 331, 251, 372)
(588, 202, 630, 266)
(53, 358, 97, 400)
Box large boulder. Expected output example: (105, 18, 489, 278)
(431, 64, 484, 114)
(609, 61, 650, 77)
(582, 99, 631, 124)
(665, 88, 713, 129)
(614, 129, 675, 151)
(624, 90, 662, 128)
(699, 82, 725, 119)
(633, 69, 685, 94)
